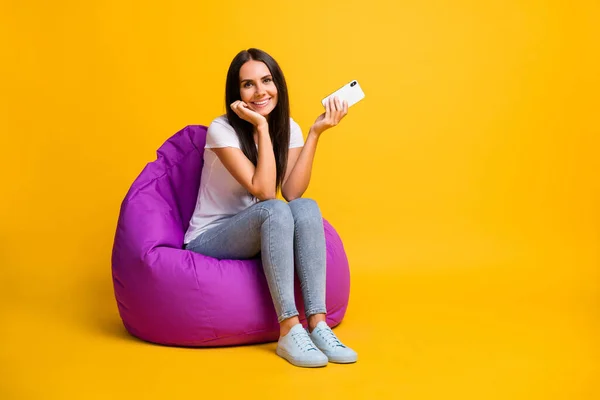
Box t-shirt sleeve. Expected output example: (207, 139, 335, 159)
(205, 117, 241, 149)
(289, 118, 304, 148)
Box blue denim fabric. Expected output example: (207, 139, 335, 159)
(185, 198, 327, 322)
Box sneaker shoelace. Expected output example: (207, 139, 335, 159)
(318, 327, 345, 348)
(292, 330, 317, 352)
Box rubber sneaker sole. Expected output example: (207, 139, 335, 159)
(324, 352, 358, 364)
(276, 346, 328, 368)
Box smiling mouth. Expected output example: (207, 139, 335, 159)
(252, 98, 271, 108)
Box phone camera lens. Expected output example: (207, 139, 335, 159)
(351, 81, 357, 87)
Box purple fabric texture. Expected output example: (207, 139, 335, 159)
(111, 125, 351, 347)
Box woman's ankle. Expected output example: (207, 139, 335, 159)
(279, 316, 301, 337)
(307, 313, 327, 333)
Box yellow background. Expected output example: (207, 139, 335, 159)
(1, 0, 598, 398)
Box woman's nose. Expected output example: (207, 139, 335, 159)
(255, 83, 266, 96)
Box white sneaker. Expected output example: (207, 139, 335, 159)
(276, 324, 328, 368)
(309, 321, 358, 364)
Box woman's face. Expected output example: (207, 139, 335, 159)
(239, 60, 278, 117)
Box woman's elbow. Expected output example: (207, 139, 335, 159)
(281, 189, 300, 202)
(256, 189, 277, 201)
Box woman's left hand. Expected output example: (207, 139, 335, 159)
(311, 96, 348, 136)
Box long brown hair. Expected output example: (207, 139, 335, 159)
(225, 48, 291, 192)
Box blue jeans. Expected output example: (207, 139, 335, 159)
(185, 198, 327, 323)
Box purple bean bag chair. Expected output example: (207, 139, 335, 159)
(111, 125, 351, 347)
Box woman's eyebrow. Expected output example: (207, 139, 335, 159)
(240, 75, 272, 84)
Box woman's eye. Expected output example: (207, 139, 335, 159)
(264, 78, 272, 83)
(244, 82, 253, 88)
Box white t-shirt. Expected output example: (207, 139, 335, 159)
(184, 115, 305, 244)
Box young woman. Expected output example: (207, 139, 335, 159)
(184, 48, 357, 368)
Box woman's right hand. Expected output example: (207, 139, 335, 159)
(230, 101, 268, 129)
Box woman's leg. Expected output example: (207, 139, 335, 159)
(287, 198, 328, 330)
(185, 199, 299, 325)
(288, 198, 358, 364)
(186, 198, 331, 368)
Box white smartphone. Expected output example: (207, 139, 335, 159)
(321, 80, 365, 108)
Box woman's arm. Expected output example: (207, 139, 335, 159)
(213, 101, 277, 201)
(281, 97, 348, 201)
(213, 123, 277, 201)
(281, 129, 319, 201)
